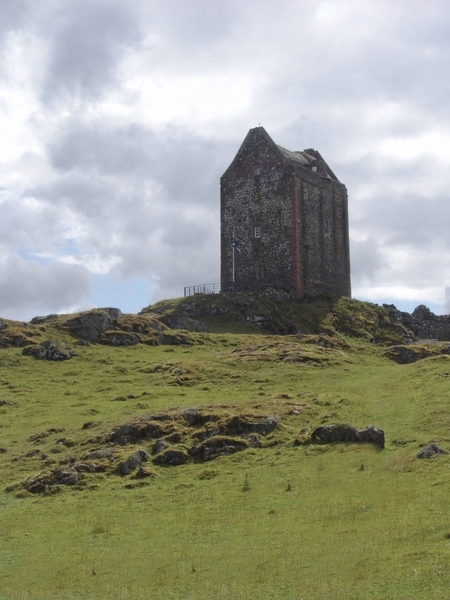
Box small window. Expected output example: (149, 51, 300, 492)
(312, 166, 317, 172)
(255, 167, 262, 175)
(254, 225, 261, 238)
(256, 263, 264, 280)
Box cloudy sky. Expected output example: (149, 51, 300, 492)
(1, 0, 450, 321)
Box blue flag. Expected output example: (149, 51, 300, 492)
(232, 236, 241, 252)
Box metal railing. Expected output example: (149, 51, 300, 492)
(184, 281, 297, 298)
(184, 283, 221, 297)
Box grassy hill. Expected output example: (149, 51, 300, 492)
(1, 295, 450, 599)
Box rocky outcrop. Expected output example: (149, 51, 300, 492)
(162, 316, 207, 332)
(385, 304, 450, 341)
(383, 343, 450, 364)
(65, 308, 122, 341)
(120, 449, 149, 475)
(184, 409, 213, 426)
(30, 314, 58, 325)
(100, 332, 140, 346)
(151, 439, 169, 455)
(22, 340, 75, 360)
(152, 449, 189, 466)
(309, 423, 385, 448)
(17, 468, 81, 494)
(0, 334, 34, 348)
(87, 448, 115, 460)
(5, 408, 293, 494)
(192, 436, 249, 461)
(107, 420, 176, 446)
(416, 444, 449, 458)
(223, 414, 279, 436)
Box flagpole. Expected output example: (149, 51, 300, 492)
(232, 231, 235, 286)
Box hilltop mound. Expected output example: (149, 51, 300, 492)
(0, 308, 199, 349)
(1, 294, 449, 351)
(140, 293, 413, 345)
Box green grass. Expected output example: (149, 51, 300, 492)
(1, 318, 450, 599)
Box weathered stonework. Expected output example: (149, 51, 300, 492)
(220, 127, 351, 298)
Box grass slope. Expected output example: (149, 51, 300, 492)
(1, 299, 450, 599)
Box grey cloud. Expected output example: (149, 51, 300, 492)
(259, 3, 450, 144)
(40, 0, 143, 104)
(31, 172, 115, 220)
(30, 122, 224, 286)
(0, 256, 90, 318)
(0, 194, 69, 252)
(48, 122, 158, 176)
(153, 0, 237, 45)
(0, 0, 37, 33)
(350, 238, 386, 284)
(442, 287, 450, 315)
(48, 121, 228, 203)
(345, 153, 450, 250)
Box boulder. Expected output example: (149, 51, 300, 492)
(193, 435, 249, 461)
(241, 433, 261, 447)
(65, 308, 122, 341)
(135, 466, 154, 478)
(87, 448, 115, 460)
(223, 414, 279, 436)
(168, 316, 207, 332)
(384, 343, 450, 364)
(22, 340, 75, 360)
(72, 462, 101, 473)
(184, 409, 213, 426)
(12, 336, 31, 348)
(0, 319, 6, 331)
(121, 449, 149, 475)
(109, 421, 167, 445)
(356, 425, 385, 446)
(165, 431, 183, 443)
(21, 468, 81, 494)
(157, 332, 196, 346)
(311, 423, 385, 448)
(417, 444, 449, 458)
(152, 449, 189, 466)
(100, 332, 139, 346)
(30, 314, 58, 325)
(151, 439, 169, 455)
(195, 425, 221, 441)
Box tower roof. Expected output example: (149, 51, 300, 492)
(223, 126, 341, 183)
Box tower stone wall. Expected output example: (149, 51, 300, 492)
(220, 127, 351, 298)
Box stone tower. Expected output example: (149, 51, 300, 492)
(220, 127, 351, 298)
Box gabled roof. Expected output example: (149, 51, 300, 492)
(223, 126, 341, 183)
